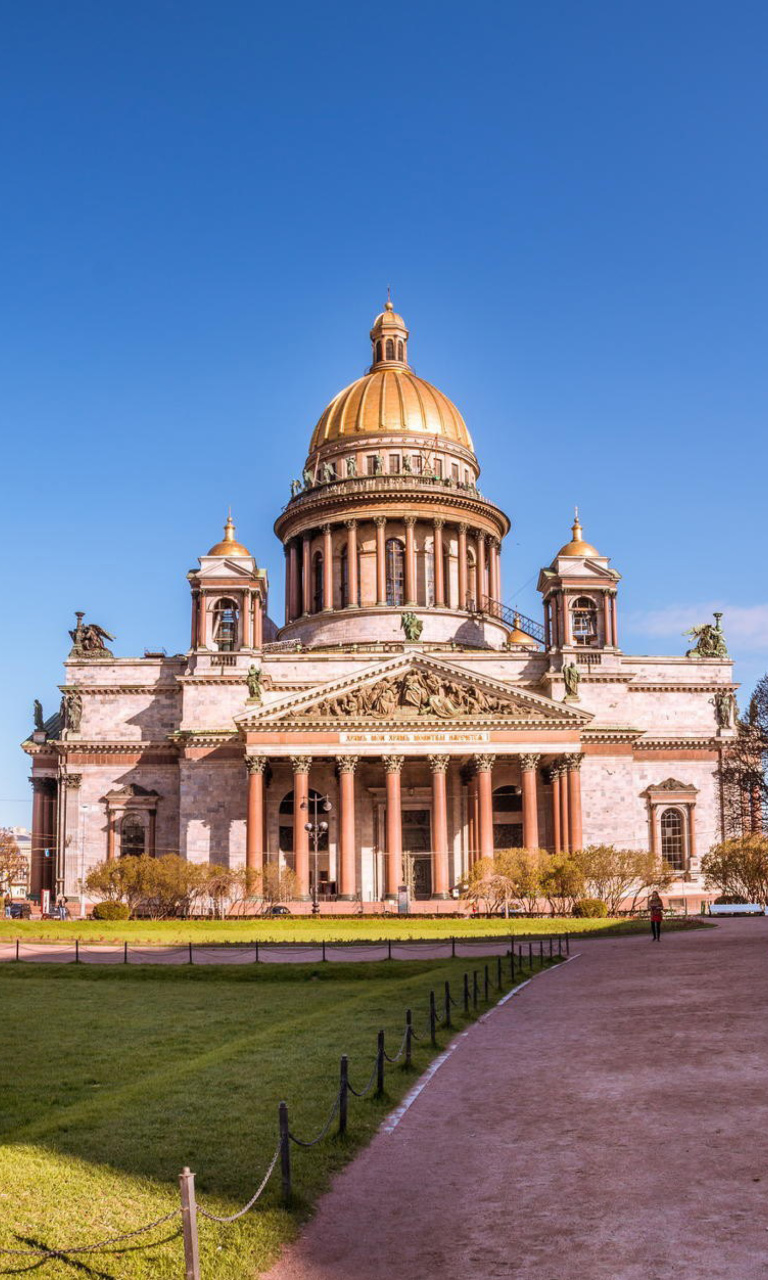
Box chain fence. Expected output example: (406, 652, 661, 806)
(0, 937, 566, 1278)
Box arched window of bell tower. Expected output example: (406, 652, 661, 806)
(571, 596, 598, 647)
(385, 338, 395, 360)
(397, 339, 404, 361)
(213, 597, 239, 651)
(376, 340, 383, 363)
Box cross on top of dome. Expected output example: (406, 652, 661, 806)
(370, 291, 409, 369)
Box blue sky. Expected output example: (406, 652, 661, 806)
(1, 1, 766, 826)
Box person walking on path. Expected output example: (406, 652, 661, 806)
(649, 891, 664, 941)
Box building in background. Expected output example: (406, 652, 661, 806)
(22, 301, 737, 910)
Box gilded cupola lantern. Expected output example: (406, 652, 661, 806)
(370, 291, 409, 368)
(537, 509, 621, 654)
(188, 513, 268, 656)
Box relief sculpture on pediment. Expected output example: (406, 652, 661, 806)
(306, 672, 522, 720)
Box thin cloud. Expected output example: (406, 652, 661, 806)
(627, 603, 768, 652)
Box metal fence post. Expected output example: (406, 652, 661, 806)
(189, 942, 193, 965)
(529, 941, 533, 970)
(510, 946, 515, 982)
(539, 938, 544, 964)
(322, 940, 327, 962)
(179, 1167, 201, 1280)
(558, 935, 562, 957)
(496, 955, 502, 990)
(566, 933, 570, 955)
(123, 940, 128, 964)
(388, 938, 392, 960)
(444, 980, 451, 1028)
(339, 1055, 348, 1135)
(463, 971, 469, 1014)
(549, 936, 553, 960)
(376, 1030, 385, 1095)
(451, 936, 456, 957)
(16, 939, 19, 961)
(75, 939, 80, 964)
(484, 964, 489, 1003)
(279, 1101, 292, 1206)
(255, 940, 259, 963)
(429, 990, 437, 1046)
(472, 970, 479, 1010)
(405, 1009, 413, 1069)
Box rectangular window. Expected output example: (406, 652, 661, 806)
(434, 457, 443, 478)
(367, 456, 377, 476)
(389, 454, 400, 473)
(451, 463, 459, 481)
(412, 455, 423, 474)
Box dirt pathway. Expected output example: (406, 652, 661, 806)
(265, 919, 768, 1280)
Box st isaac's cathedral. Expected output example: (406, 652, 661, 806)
(25, 300, 737, 910)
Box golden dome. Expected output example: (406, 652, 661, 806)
(506, 614, 539, 646)
(309, 368, 473, 452)
(556, 510, 600, 559)
(309, 298, 474, 453)
(207, 514, 251, 557)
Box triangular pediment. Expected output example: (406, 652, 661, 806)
(236, 655, 593, 730)
(197, 556, 256, 579)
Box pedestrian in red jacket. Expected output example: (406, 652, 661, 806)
(649, 891, 664, 942)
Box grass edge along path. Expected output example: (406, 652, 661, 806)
(0, 915, 710, 945)
(0, 950, 560, 1279)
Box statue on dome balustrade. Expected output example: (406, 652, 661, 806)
(290, 478, 301, 497)
(346, 456, 357, 477)
(302, 467, 314, 489)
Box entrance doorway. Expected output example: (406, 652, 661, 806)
(403, 809, 432, 899)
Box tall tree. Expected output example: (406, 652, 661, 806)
(718, 677, 768, 838)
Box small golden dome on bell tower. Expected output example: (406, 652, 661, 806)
(207, 512, 251, 557)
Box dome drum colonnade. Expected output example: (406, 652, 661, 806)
(243, 749, 584, 900)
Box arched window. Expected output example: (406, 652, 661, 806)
(376, 340, 383, 362)
(493, 785, 523, 850)
(120, 816, 146, 858)
(212, 597, 239, 651)
(278, 789, 329, 856)
(385, 338, 395, 360)
(339, 545, 361, 608)
(386, 538, 405, 606)
(424, 542, 435, 607)
(313, 552, 324, 613)
(571, 596, 598, 647)
(660, 808, 685, 871)
(397, 339, 404, 361)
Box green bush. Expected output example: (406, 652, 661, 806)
(91, 902, 131, 921)
(714, 894, 748, 905)
(573, 897, 608, 918)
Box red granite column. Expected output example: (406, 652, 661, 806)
(477, 534, 487, 608)
(291, 757, 312, 898)
(429, 755, 450, 898)
(520, 753, 540, 849)
(322, 523, 333, 611)
(688, 804, 697, 864)
(566, 755, 583, 851)
(302, 535, 311, 615)
(611, 593, 619, 649)
(488, 538, 500, 604)
(197, 592, 207, 647)
(384, 756, 404, 898)
(458, 523, 468, 608)
(288, 540, 300, 621)
(404, 517, 417, 606)
(107, 808, 116, 861)
(253, 594, 263, 649)
(30, 778, 46, 896)
(284, 547, 291, 626)
(191, 591, 199, 649)
(246, 757, 266, 875)
(345, 520, 359, 608)
(475, 754, 495, 859)
(559, 759, 570, 854)
(551, 767, 562, 854)
(336, 757, 358, 899)
(148, 808, 157, 858)
(433, 520, 445, 607)
(603, 594, 612, 647)
(375, 517, 387, 605)
(241, 590, 251, 649)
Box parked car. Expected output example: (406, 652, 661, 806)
(264, 904, 291, 916)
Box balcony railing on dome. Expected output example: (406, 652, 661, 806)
(469, 596, 546, 646)
(282, 472, 488, 511)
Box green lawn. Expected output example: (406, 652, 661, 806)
(0, 954, 554, 1278)
(0, 914, 707, 944)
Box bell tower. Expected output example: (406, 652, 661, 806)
(537, 511, 621, 656)
(188, 515, 268, 655)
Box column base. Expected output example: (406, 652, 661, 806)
(337, 893, 357, 901)
(431, 892, 451, 901)
(384, 892, 397, 901)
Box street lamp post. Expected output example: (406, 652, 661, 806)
(79, 805, 91, 920)
(302, 793, 332, 915)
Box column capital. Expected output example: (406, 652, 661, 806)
(344, 518, 358, 530)
(404, 515, 417, 527)
(473, 753, 494, 773)
(374, 515, 387, 527)
(64, 773, 82, 790)
(336, 755, 359, 774)
(321, 522, 332, 535)
(246, 755, 268, 775)
(476, 531, 487, 544)
(382, 754, 404, 774)
(458, 521, 468, 534)
(563, 753, 583, 772)
(291, 755, 313, 774)
(428, 754, 450, 774)
(488, 535, 500, 551)
(549, 760, 566, 780)
(519, 753, 541, 772)
(433, 517, 445, 529)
